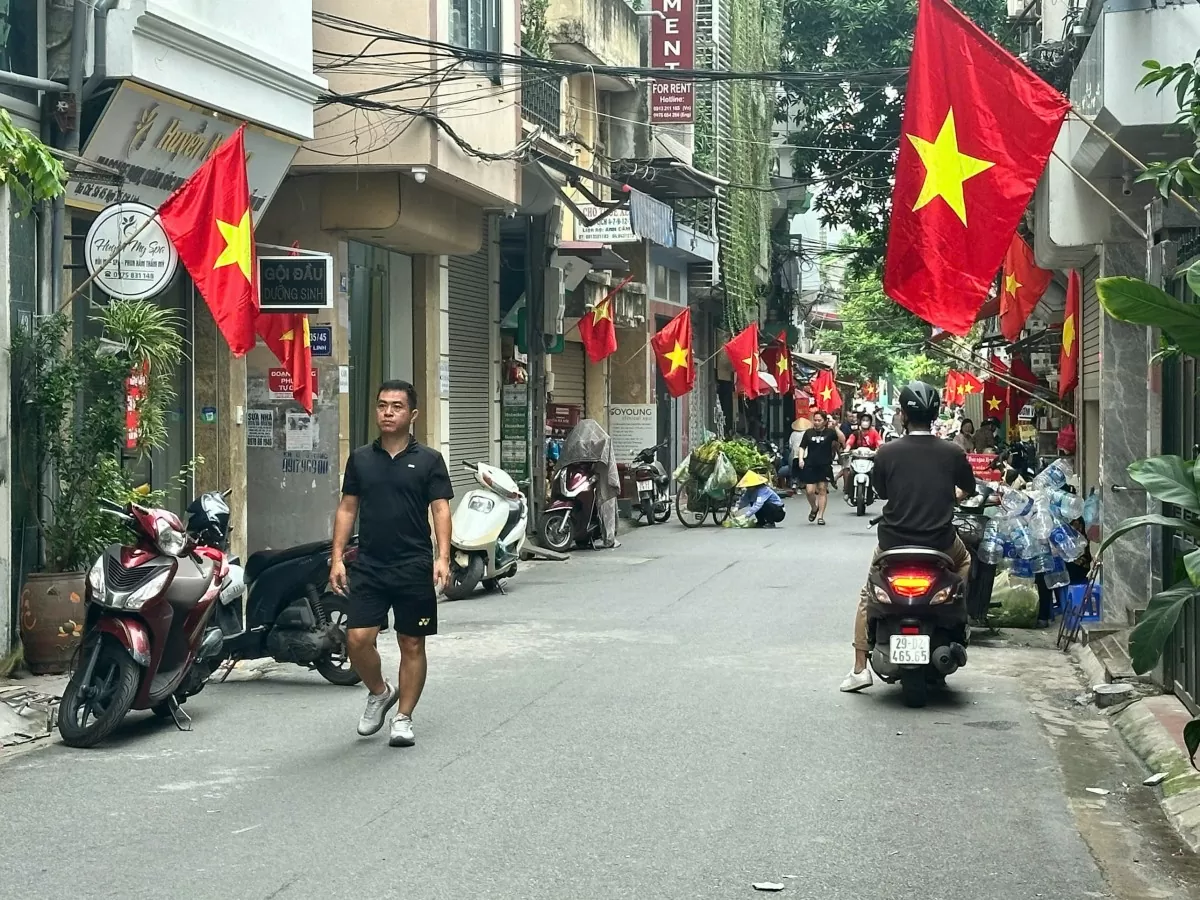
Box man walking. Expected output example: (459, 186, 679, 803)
(330, 380, 454, 747)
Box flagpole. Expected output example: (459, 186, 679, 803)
(1050, 149, 1148, 239)
(924, 341, 1076, 419)
(57, 213, 165, 313)
(613, 335, 653, 368)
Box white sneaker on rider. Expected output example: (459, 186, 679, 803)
(839, 668, 873, 693)
(389, 713, 416, 747)
(357, 682, 398, 735)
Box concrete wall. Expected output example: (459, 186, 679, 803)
(547, 0, 641, 67)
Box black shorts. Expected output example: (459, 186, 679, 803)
(798, 464, 834, 485)
(347, 562, 437, 636)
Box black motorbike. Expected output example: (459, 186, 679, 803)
(186, 491, 361, 686)
(953, 480, 1002, 625)
(632, 439, 671, 525)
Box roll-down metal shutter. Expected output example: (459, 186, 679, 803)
(448, 222, 493, 499)
(1080, 258, 1101, 403)
(552, 342, 586, 409)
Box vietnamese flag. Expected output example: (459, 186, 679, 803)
(157, 124, 258, 355)
(761, 330, 793, 395)
(955, 371, 984, 404)
(651, 307, 695, 398)
(882, 0, 1069, 335)
(257, 312, 314, 413)
(578, 288, 621, 364)
(1059, 269, 1080, 397)
(811, 370, 843, 413)
(722, 323, 760, 397)
(982, 355, 1009, 422)
(1000, 234, 1054, 342)
(944, 370, 960, 405)
(862, 381, 878, 402)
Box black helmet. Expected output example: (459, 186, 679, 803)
(898, 380, 941, 422)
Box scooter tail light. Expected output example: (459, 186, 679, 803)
(900, 625, 921, 635)
(885, 568, 937, 598)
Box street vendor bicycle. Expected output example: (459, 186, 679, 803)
(674, 437, 771, 528)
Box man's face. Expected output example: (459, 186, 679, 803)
(376, 390, 418, 435)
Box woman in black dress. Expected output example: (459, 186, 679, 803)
(798, 410, 843, 525)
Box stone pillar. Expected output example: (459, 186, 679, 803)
(412, 254, 450, 459)
(585, 357, 609, 429)
(1097, 240, 1154, 625)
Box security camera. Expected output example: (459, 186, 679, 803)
(506, 206, 518, 219)
(1122, 171, 1133, 196)
(411, 166, 427, 184)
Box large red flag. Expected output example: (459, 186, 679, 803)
(1059, 269, 1080, 397)
(955, 370, 984, 404)
(157, 124, 258, 355)
(1000, 234, 1054, 342)
(651, 307, 695, 398)
(882, 0, 1069, 335)
(761, 330, 793, 395)
(578, 294, 619, 363)
(722, 324, 760, 397)
(257, 313, 314, 413)
(811, 370, 843, 413)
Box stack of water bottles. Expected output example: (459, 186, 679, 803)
(976, 459, 1088, 591)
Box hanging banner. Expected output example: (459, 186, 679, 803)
(650, 0, 695, 123)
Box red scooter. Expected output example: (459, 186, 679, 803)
(540, 462, 605, 552)
(57, 498, 228, 747)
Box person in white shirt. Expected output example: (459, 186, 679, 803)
(787, 418, 808, 488)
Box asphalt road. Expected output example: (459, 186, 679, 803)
(4, 501, 1200, 899)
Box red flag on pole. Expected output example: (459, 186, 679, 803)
(1059, 269, 1080, 397)
(257, 313, 314, 413)
(157, 124, 259, 355)
(761, 330, 792, 394)
(999, 234, 1054, 342)
(944, 370, 960, 405)
(811, 370, 843, 413)
(651, 307, 695, 398)
(955, 371, 984, 404)
(722, 324, 761, 397)
(882, 0, 1069, 335)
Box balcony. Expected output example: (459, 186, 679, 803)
(547, 0, 639, 92)
(521, 54, 564, 137)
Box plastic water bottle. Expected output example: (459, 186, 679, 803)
(1033, 459, 1071, 493)
(1052, 491, 1085, 522)
(1000, 487, 1033, 518)
(1028, 507, 1055, 542)
(978, 520, 1005, 565)
(1009, 520, 1033, 557)
(1032, 552, 1054, 574)
(1012, 556, 1036, 580)
(1049, 523, 1087, 561)
(1044, 556, 1071, 589)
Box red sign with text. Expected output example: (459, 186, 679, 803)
(650, 0, 695, 123)
(268, 367, 319, 401)
(967, 452, 1001, 482)
(124, 362, 148, 451)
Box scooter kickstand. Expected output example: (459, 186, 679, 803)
(167, 696, 193, 732)
(215, 657, 237, 684)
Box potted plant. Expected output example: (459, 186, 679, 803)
(11, 300, 184, 673)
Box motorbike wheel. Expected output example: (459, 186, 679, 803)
(640, 496, 656, 525)
(57, 636, 141, 748)
(900, 670, 929, 708)
(540, 511, 574, 552)
(676, 486, 709, 528)
(443, 553, 485, 601)
(652, 496, 672, 524)
(856, 493, 867, 517)
(313, 593, 362, 686)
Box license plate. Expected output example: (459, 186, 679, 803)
(889, 634, 930, 665)
(637, 480, 653, 492)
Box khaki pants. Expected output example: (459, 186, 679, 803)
(853, 536, 973, 652)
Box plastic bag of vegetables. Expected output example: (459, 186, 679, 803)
(720, 439, 769, 477)
(672, 458, 690, 483)
(703, 452, 738, 498)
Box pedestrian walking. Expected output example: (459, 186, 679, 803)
(330, 380, 454, 747)
(797, 410, 840, 525)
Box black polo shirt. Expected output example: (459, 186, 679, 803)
(341, 437, 454, 567)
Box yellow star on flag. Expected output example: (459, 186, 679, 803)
(907, 108, 995, 226)
(1062, 312, 1075, 353)
(214, 209, 254, 282)
(961, 382, 976, 394)
(775, 355, 789, 375)
(280, 316, 311, 347)
(664, 341, 690, 374)
(1004, 272, 1022, 297)
(820, 386, 833, 402)
(591, 300, 612, 325)
(986, 396, 1002, 411)
(742, 354, 758, 381)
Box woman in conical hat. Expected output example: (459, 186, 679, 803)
(732, 469, 785, 528)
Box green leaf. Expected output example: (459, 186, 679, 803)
(1185, 718, 1200, 768)
(1097, 276, 1200, 356)
(1129, 580, 1197, 674)
(1185, 548, 1200, 586)
(1128, 455, 1200, 511)
(1097, 513, 1200, 555)
(1144, 59, 1162, 70)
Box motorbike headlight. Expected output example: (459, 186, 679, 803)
(851, 460, 873, 474)
(468, 496, 496, 514)
(872, 585, 891, 604)
(930, 586, 955, 605)
(119, 569, 172, 610)
(154, 517, 188, 557)
(87, 557, 106, 598)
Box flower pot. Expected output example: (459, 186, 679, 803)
(18, 571, 86, 675)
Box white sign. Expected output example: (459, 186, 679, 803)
(66, 82, 299, 213)
(609, 404, 658, 460)
(246, 408, 274, 448)
(286, 412, 315, 452)
(574, 205, 637, 243)
(84, 202, 178, 300)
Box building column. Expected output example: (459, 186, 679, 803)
(585, 358, 610, 429)
(412, 254, 450, 459)
(1097, 240, 1154, 625)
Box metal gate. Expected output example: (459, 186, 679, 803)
(551, 342, 586, 409)
(447, 219, 494, 499)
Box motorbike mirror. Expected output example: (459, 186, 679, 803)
(222, 488, 233, 498)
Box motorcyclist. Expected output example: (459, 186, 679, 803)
(842, 412, 881, 495)
(839, 381, 978, 693)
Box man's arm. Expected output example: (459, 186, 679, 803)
(431, 499, 452, 588)
(330, 455, 361, 595)
(953, 449, 978, 499)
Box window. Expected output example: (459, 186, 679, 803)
(450, 0, 500, 52)
(0, 0, 40, 104)
(654, 264, 683, 304)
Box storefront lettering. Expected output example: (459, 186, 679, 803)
(155, 118, 221, 160)
(87, 155, 266, 211)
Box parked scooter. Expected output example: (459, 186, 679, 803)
(58, 499, 228, 747)
(185, 490, 361, 687)
(443, 461, 528, 600)
(844, 447, 877, 516)
(953, 479, 1003, 625)
(540, 461, 604, 552)
(632, 439, 671, 525)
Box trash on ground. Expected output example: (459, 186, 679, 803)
(1143, 773, 1168, 787)
(752, 883, 785, 892)
(1085, 787, 1111, 796)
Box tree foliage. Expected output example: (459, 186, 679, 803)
(781, 0, 1008, 265)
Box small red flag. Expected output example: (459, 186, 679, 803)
(811, 370, 843, 413)
(651, 307, 695, 398)
(944, 370, 961, 404)
(761, 330, 793, 395)
(982, 378, 1007, 423)
(157, 124, 259, 355)
(1059, 269, 1080, 397)
(1000, 234, 1054, 342)
(257, 312, 314, 413)
(882, 0, 1069, 335)
(861, 381, 878, 402)
(722, 323, 761, 397)
(955, 371, 984, 404)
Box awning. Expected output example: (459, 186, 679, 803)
(610, 158, 727, 200)
(556, 241, 630, 273)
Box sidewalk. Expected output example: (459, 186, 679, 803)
(0, 672, 66, 749)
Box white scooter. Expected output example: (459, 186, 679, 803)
(443, 460, 528, 600)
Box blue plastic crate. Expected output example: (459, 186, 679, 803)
(1063, 582, 1101, 622)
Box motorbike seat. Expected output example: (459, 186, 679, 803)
(875, 547, 957, 569)
(245, 539, 334, 581)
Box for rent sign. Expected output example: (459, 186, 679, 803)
(650, 0, 695, 124)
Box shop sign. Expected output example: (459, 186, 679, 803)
(501, 384, 530, 482)
(574, 205, 637, 243)
(967, 452, 1001, 482)
(85, 202, 178, 301)
(258, 255, 334, 311)
(649, 0, 695, 123)
(610, 404, 658, 460)
(309, 325, 332, 357)
(66, 82, 298, 213)
(268, 367, 319, 401)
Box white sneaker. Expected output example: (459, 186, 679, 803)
(389, 714, 415, 747)
(357, 682, 398, 736)
(839, 668, 873, 693)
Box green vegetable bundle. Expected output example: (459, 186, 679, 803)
(718, 438, 771, 477)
